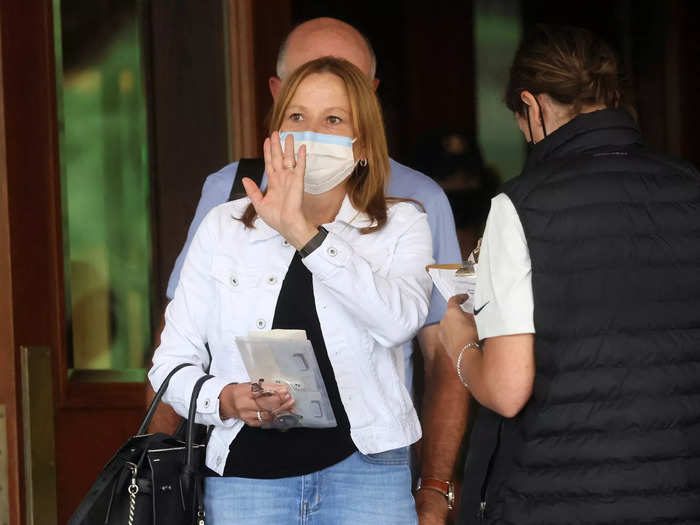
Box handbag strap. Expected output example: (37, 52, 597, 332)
(137, 363, 194, 435)
(185, 374, 214, 469)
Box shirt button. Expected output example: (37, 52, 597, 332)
(327, 246, 337, 257)
(256, 319, 266, 329)
(267, 275, 277, 285)
(230, 276, 239, 287)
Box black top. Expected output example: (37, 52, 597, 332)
(460, 109, 700, 524)
(222, 252, 356, 478)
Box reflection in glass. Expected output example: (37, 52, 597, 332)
(475, 0, 525, 180)
(54, 0, 152, 380)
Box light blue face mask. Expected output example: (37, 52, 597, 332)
(279, 131, 357, 194)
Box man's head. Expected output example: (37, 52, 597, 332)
(269, 17, 378, 98)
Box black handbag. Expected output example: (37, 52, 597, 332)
(68, 363, 213, 525)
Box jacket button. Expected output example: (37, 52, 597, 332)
(230, 276, 239, 287)
(267, 275, 277, 285)
(282, 239, 290, 247)
(203, 398, 210, 408)
(327, 246, 337, 257)
(256, 319, 266, 329)
(216, 457, 222, 466)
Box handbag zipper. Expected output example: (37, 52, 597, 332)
(478, 419, 503, 520)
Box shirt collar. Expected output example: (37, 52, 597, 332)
(525, 108, 643, 170)
(247, 194, 376, 242)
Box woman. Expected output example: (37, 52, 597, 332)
(440, 25, 700, 524)
(149, 57, 433, 524)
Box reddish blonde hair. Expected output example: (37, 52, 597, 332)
(240, 57, 392, 233)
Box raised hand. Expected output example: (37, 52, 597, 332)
(241, 132, 318, 249)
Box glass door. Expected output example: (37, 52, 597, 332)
(54, 0, 153, 382)
(0, 1, 237, 521)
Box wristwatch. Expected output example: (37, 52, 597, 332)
(415, 477, 455, 510)
(298, 226, 328, 258)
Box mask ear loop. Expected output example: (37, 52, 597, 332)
(534, 96, 548, 138)
(525, 105, 535, 145)
(525, 98, 548, 144)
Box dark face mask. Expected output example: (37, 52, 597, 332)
(525, 97, 548, 145)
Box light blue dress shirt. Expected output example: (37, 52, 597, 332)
(166, 158, 461, 394)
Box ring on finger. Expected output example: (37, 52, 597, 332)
(284, 160, 296, 169)
(256, 410, 264, 423)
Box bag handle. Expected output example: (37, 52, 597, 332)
(178, 374, 214, 511)
(137, 363, 194, 435)
(185, 374, 214, 469)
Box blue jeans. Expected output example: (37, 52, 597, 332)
(204, 447, 418, 524)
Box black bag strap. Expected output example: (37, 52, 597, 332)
(229, 158, 265, 201)
(185, 374, 214, 469)
(137, 363, 194, 435)
(173, 342, 214, 441)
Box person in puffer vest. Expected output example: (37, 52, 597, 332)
(438, 24, 700, 524)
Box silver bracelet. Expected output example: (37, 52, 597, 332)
(456, 342, 480, 389)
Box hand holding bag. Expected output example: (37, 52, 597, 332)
(68, 364, 214, 525)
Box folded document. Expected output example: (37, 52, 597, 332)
(236, 330, 337, 430)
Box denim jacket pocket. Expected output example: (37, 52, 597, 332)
(210, 254, 262, 290)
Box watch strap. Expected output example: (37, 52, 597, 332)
(298, 226, 328, 258)
(416, 477, 455, 510)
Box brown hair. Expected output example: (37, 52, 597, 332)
(505, 25, 629, 118)
(240, 57, 392, 234)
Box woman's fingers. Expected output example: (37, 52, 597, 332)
(270, 131, 284, 173)
(263, 137, 272, 174)
(271, 396, 296, 415)
(263, 137, 279, 191)
(254, 388, 292, 412)
(448, 294, 470, 308)
(241, 407, 272, 427)
(241, 397, 295, 427)
(242, 177, 264, 208)
(295, 144, 307, 180)
(282, 132, 296, 170)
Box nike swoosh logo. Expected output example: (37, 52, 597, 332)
(473, 302, 490, 316)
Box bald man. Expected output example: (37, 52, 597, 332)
(151, 18, 468, 525)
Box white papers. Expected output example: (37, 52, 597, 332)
(427, 263, 478, 313)
(246, 329, 307, 342)
(236, 330, 337, 429)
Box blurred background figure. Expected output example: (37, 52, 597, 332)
(414, 129, 501, 256)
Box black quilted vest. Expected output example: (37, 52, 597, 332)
(459, 109, 700, 525)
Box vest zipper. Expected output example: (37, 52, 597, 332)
(478, 501, 487, 519)
(478, 419, 503, 520)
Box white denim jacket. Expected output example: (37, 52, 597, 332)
(149, 195, 434, 475)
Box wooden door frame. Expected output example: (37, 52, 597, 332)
(0, 1, 65, 523)
(228, 0, 259, 159)
(0, 4, 22, 522)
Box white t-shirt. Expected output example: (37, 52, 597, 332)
(474, 193, 536, 339)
